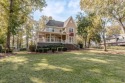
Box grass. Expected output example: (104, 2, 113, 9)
(0, 49, 125, 83)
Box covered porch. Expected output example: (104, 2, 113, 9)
(38, 32, 67, 43)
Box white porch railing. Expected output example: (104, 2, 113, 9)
(38, 38, 66, 43)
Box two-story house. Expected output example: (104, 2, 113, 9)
(36, 16, 77, 47)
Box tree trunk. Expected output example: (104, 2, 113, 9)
(19, 32, 22, 49)
(19, 38, 21, 49)
(84, 37, 87, 48)
(103, 33, 107, 51)
(6, 27, 11, 49)
(26, 34, 29, 50)
(119, 19, 125, 33)
(6, 0, 13, 49)
(12, 35, 14, 47)
(88, 38, 91, 48)
(17, 35, 19, 50)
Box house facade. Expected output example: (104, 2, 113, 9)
(36, 16, 77, 45)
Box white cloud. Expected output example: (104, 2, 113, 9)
(68, 0, 81, 14)
(41, 1, 66, 21)
(68, 0, 80, 9)
(33, 0, 81, 21)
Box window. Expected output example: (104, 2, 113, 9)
(69, 28, 73, 33)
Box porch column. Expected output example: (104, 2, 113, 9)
(54, 34, 56, 43)
(50, 33, 51, 42)
(66, 34, 68, 43)
(38, 32, 39, 42)
(61, 34, 62, 43)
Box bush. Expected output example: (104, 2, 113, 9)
(20, 48, 27, 51)
(39, 48, 43, 53)
(2, 49, 13, 53)
(35, 48, 39, 52)
(37, 46, 41, 49)
(43, 48, 48, 53)
(7, 49, 13, 53)
(58, 47, 62, 51)
(79, 44, 83, 49)
(51, 48, 56, 53)
(1, 49, 5, 53)
(62, 47, 68, 51)
(29, 45, 36, 52)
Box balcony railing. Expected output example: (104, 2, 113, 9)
(38, 38, 66, 43)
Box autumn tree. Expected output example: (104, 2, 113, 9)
(76, 12, 91, 48)
(76, 12, 102, 48)
(38, 15, 50, 30)
(0, 0, 46, 50)
(80, 0, 117, 51)
(80, 0, 125, 33)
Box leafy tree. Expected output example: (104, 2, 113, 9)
(76, 12, 91, 48)
(80, 0, 114, 51)
(80, 0, 125, 33)
(76, 12, 102, 48)
(38, 15, 49, 30)
(0, 0, 46, 49)
(25, 16, 36, 50)
(87, 13, 102, 47)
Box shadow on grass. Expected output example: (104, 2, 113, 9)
(0, 51, 125, 83)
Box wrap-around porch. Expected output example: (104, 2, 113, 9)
(38, 32, 67, 43)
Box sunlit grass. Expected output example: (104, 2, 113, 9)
(0, 50, 125, 83)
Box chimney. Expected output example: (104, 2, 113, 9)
(49, 16, 53, 20)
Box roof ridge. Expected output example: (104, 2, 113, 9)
(49, 20, 64, 23)
(64, 16, 72, 27)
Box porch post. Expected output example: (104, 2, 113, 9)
(66, 34, 68, 44)
(65, 34, 67, 43)
(61, 34, 62, 43)
(54, 34, 56, 43)
(38, 32, 39, 42)
(50, 33, 51, 42)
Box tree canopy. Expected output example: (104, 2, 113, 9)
(76, 12, 102, 48)
(0, 0, 46, 49)
(80, 0, 125, 33)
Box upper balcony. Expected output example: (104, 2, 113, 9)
(39, 27, 66, 34)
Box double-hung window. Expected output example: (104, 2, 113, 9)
(69, 28, 73, 33)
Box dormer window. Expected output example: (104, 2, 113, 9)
(69, 28, 73, 33)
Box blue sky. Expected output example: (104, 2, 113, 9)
(33, 0, 81, 21)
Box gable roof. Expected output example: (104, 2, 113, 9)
(46, 20, 64, 27)
(46, 16, 74, 27)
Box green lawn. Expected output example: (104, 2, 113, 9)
(0, 50, 125, 83)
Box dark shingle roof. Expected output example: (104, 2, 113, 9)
(46, 20, 64, 27)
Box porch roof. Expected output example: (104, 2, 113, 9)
(38, 31, 66, 35)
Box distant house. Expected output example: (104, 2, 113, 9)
(101, 34, 125, 46)
(36, 16, 78, 49)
